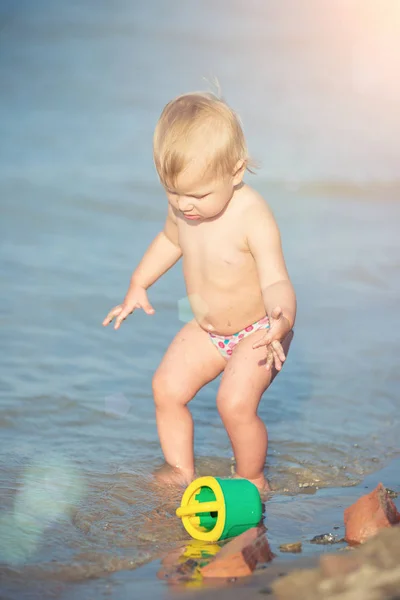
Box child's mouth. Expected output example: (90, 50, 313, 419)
(183, 213, 201, 220)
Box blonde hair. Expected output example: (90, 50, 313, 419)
(153, 92, 254, 188)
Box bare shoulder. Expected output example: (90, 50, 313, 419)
(235, 184, 278, 230)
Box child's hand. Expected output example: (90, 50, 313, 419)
(252, 307, 291, 371)
(102, 285, 155, 330)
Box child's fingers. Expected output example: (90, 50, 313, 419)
(114, 307, 132, 330)
(140, 301, 155, 315)
(272, 340, 286, 362)
(273, 348, 282, 371)
(114, 316, 125, 329)
(265, 345, 284, 371)
(265, 348, 274, 371)
(102, 306, 121, 326)
(253, 334, 272, 349)
(102, 313, 113, 326)
(271, 342, 286, 371)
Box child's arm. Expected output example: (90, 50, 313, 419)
(130, 204, 182, 289)
(103, 205, 182, 329)
(246, 198, 296, 369)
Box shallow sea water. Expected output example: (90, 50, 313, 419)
(0, 1, 399, 597)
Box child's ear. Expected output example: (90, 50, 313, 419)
(232, 159, 246, 185)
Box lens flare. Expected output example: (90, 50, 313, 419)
(0, 454, 86, 565)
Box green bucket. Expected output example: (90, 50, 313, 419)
(176, 476, 263, 541)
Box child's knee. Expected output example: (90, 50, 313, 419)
(152, 370, 189, 409)
(217, 392, 254, 426)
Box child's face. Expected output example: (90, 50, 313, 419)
(164, 161, 244, 222)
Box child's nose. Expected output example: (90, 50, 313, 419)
(178, 196, 193, 211)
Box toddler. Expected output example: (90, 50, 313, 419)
(103, 92, 296, 492)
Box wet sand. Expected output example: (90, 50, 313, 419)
(144, 456, 400, 599)
(2, 455, 394, 600)
(116, 455, 400, 599)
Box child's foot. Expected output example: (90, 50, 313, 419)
(153, 463, 195, 487)
(233, 473, 271, 495)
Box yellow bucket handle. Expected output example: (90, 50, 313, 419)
(176, 501, 219, 517)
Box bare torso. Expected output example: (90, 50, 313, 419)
(176, 185, 267, 335)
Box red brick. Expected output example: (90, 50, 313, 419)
(200, 527, 273, 578)
(344, 483, 400, 544)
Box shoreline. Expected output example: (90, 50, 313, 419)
(113, 454, 400, 599)
(2, 454, 397, 600)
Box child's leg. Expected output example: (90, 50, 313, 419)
(152, 320, 226, 484)
(216, 331, 293, 491)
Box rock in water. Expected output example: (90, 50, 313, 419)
(344, 482, 400, 544)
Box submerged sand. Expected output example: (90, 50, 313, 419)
(119, 456, 400, 600)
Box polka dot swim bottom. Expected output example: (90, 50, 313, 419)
(208, 315, 270, 359)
